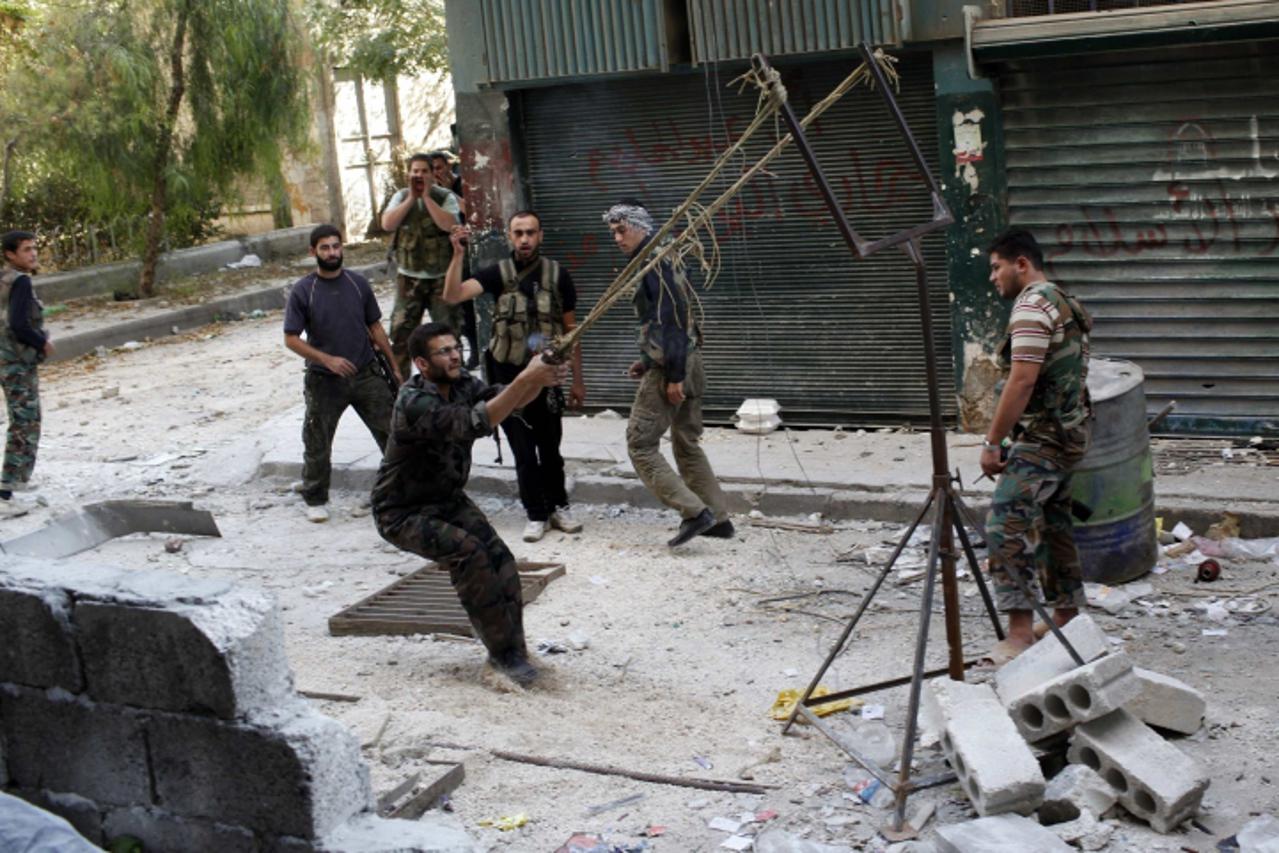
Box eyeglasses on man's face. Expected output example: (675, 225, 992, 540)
(430, 344, 464, 358)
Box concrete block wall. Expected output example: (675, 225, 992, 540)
(0, 560, 476, 853)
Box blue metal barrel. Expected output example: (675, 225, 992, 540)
(1070, 358, 1158, 584)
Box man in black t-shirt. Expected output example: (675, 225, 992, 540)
(283, 224, 400, 523)
(442, 210, 586, 543)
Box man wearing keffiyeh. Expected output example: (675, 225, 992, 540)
(603, 199, 732, 547)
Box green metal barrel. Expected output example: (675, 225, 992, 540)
(1071, 358, 1157, 584)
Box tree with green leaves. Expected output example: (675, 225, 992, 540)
(305, 0, 448, 82)
(4, 0, 310, 294)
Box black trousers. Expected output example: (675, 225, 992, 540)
(499, 386, 568, 522)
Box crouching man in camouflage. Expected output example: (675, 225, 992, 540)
(981, 228, 1093, 660)
(371, 322, 563, 685)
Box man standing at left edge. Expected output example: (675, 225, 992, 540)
(284, 225, 399, 523)
(0, 230, 53, 517)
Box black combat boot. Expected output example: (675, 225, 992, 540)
(490, 646, 539, 687)
(668, 508, 715, 547)
(700, 518, 735, 539)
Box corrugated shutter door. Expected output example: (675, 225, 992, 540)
(517, 55, 952, 425)
(1000, 42, 1279, 434)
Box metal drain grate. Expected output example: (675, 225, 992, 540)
(329, 560, 565, 637)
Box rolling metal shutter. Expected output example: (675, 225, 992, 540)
(1000, 41, 1279, 434)
(515, 54, 951, 426)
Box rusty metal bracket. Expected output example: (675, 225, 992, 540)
(0, 499, 221, 559)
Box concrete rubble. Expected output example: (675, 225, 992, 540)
(0, 559, 479, 852)
(934, 813, 1074, 852)
(924, 678, 1044, 816)
(1005, 652, 1142, 741)
(1125, 666, 1207, 735)
(1068, 708, 1209, 833)
(1038, 764, 1118, 825)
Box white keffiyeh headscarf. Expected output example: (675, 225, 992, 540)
(602, 202, 654, 236)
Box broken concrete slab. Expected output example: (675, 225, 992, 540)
(1007, 653, 1141, 742)
(1048, 810, 1114, 851)
(935, 813, 1074, 852)
(1039, 764, 1118, 825)
(0, 499, 220, 559)
(76, 586, 292, 719)
(1236, 813, 1279, 852)
(0, 586, 82, 692)
(0, 686, 151, 808)
(148, 708, 371, 839)
(1068, 708, 1209, 832)
(315, 812, 479, 852)
(102, 806, 257, 853)
(925, 678, 1044, 816)
(1125, 667, 1206, 735)
(995, 614, 1110, 706)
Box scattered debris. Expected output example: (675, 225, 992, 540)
(0, 499, 220, 559)
(489, 749, 775, 794)
(748, 514, 834, 535)
(298, 689, 361, 703)
(583, 792, 645, 817)
(477, 813, 528, 831)
(770, 687, 861, 721)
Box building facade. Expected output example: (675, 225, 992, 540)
(445, 0, 1279, 435)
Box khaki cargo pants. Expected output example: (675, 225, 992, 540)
(626, 349, 728, 523)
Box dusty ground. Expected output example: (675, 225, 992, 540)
(4, 276, 1279, 852)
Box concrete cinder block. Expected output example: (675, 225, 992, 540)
(995, 614, 1110, 706)
(14, 789, 104, 844)
(925, 678, 1045, 816)
(1039, 764, 1119, 825)
(936, 813, 1074, 852)
(76, 587, 292, 719)
(1068, 708, 1209, 832)
(0, 586, 83, 692)
(1008, 653, 1141, 741)
(103, 806, 257, 853)
(1125, 667, 1206, 735)
(149, 707, 371, 839)
(0, 686, 151, 807)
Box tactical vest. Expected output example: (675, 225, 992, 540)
(395, 190, 453, 278)
(998, 281, 1093, 437)
(489, 257, 564, 366)
(632, 258, 698, 366)
(0, 267, 44, 365)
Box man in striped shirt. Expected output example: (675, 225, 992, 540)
(981, 228, 1093, 659)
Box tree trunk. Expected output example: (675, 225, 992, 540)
(0, 137, 17, 221)
(138, 1, 191, 297)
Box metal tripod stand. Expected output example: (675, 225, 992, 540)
(754, 44, 1085, 833)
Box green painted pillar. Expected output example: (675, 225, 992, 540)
(933, 42, 1008, 432)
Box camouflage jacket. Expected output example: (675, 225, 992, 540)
(998, 281, 1092, 461)
(371, 371, 499, 517)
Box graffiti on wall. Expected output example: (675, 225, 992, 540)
(1047, 114, 1279, 268)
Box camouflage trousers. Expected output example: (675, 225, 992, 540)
(626, 349, 728, 523)
(985, 452, 1086, 612)
(1, 360, 40, 489)
(390, 274, 463, 379)
(375, 495, 525, 659)
(301, 364, 392, 506)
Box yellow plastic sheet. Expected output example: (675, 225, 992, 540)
(770, 686, 862, 721)
(478, 814, 529, 831)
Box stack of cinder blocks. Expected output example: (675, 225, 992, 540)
(927, 613, 1209, 840)
(0, 560, 477, 853)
